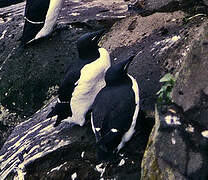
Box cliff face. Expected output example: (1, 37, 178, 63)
(0, 0, 24, 8)
(0, 0, 208, 179)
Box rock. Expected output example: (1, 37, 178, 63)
(0, 0, 24, 8)
(0, 2, 25, 63)
(141, 102, 208, 179)
(0, 98, 96, 179)
(141, 22, 208, 179)
(128, 0, 205, 16)
(0, 104, 21, 148)
(101, 10, 205, 112)
(203, 0, 208, 6)
(0, 97, 153, 179)
(172, 22, 208, 111)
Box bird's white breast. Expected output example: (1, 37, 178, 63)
(69, 48, 111, 126)
(73, 48, 110, 96)
(35, 0, 63, 39)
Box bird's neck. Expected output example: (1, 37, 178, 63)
(79, 51, 100, 62)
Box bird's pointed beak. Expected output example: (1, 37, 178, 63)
(91, 29, 105, 44)
(123, 55, 135, 71)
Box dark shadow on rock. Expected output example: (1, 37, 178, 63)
(108, 22, 187, 112)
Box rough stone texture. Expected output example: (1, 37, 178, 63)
(0, 99, 96, 179)
(172, 22, 208, 111)
(129, 0, 207, 16)
(136, 0, 186, 11)
(141, 103, 208, 180)
(0, 0, 24, 8)
(141, 22, 208, 180)
(101, 11, 205, 113)
(0, 97, 152, 179)
(203, 0, 208, 6)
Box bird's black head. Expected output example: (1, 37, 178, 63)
(105, 55, 135, 85)
(77, 29, 105, 61)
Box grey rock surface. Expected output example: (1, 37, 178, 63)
(141, 103, 208, 179)
(0, 0, 24, 8)
(141, 22, 208, 180)
(0, 97, 150, 179)
(172, 22, 208, 111)
(203, 0, 208, 6)
(129, 0, 207, 16)
(101, 11, 205, 112)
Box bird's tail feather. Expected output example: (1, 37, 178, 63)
(96, 130, 122, 161)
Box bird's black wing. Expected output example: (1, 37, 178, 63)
(24, 0, 50, 22)
(47, 61, 86, 126)
(58, 62, 85, 102)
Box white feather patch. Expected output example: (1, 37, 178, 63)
(111, 128, 118, 133)
(90, 113, 96, 134)
(24, 17, 44, 24)
(118, 159, 125, 166)
(95, 128, 101, 132)
(71, 172, 77, 180)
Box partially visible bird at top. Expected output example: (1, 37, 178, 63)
(47, 29, 111, 127)
(20, 0, 63, 45)
(91, 55, 140, 161)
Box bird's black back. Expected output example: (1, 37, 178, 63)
(25, 0, 50, 22)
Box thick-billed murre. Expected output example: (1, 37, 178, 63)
(47, 30, 111, 127)
(91, 55, 140, 161)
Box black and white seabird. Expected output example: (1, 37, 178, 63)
(47, 30, 111, 127)
(91, 56, 140, 161)
(20, 0, 63, 44)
